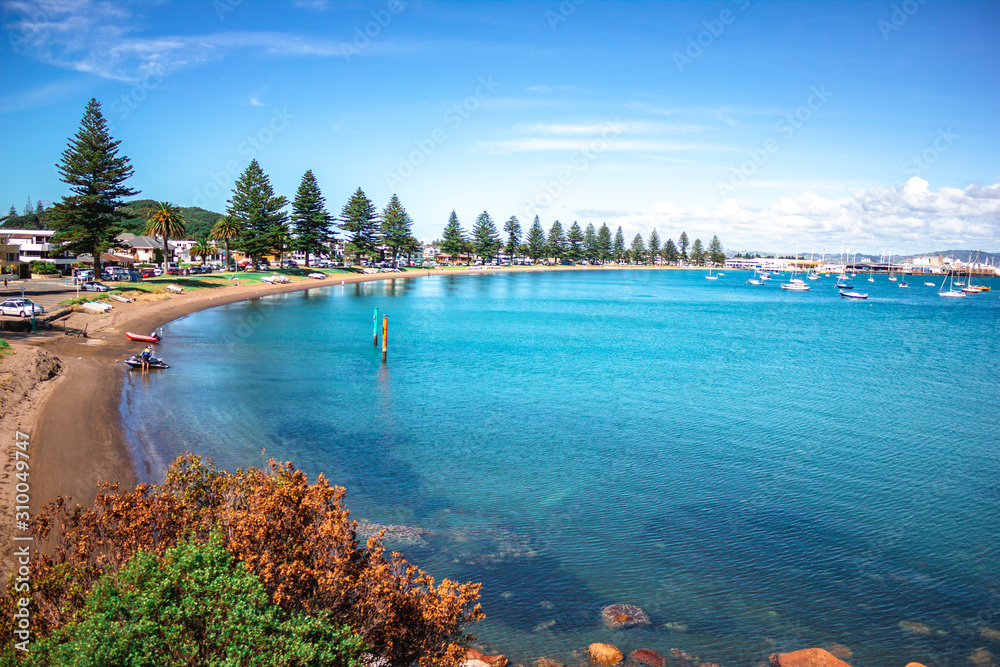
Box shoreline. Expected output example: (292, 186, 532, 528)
(4, 264, 657, 522)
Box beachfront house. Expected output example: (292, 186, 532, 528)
(116, 233, 178, 265)
(0, 229, 75, 272)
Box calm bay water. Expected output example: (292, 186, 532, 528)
(121, 269, 1000, 666)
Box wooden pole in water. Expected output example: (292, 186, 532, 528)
(373, 307, 379, 346)
(381, 315, 388, 363)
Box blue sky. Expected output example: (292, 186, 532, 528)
(1, 0, 998, 254)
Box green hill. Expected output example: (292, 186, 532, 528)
(120, 199, 224, 240)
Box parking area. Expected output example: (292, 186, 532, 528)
(0, 278, 88, 319)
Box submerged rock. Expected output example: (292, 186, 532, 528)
(904, 663, 929, 667)
(600, 604, 651, 630)
(589, 643, 624, 665)
(826, 644, 853, 660)
(663, 621, 689, 632)
(535, 659, 562, 667)
(629, 649, 664, 667)
(898, 620, 932, 636)
(768, 648, 851, 667)
(983, 627, 1000, 643)
(968, 649, 994, 666)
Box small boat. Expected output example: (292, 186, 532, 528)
(126, 330, 162, 343)
(705, 267, 719, 280)
(961, 286, 982, 294)
(109, 293, 132, 303)
(953, 280, 965, 286)
(835, 278, 853, 289)
(840, 291, 868, 299)
(308, 272, 326, 280)
(888, 275, 897, 282)
(939, 290, 966, 298)
(807, 273, 819, 280)
(260, 275, 275, 284)
(83, 301, 112, 312)
(747, 278, 765, 285)
(124, 354, 169, 369)
(781, 281, 810, 291)
(166, 284, 184, 293)
(924, 282, 936, 287)
(898, 281, 909, 288)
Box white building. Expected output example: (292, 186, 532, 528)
(0, 229, 74, 270)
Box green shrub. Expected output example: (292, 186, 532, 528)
(22, 533, 364, 667)
(28, 261, 58, 274)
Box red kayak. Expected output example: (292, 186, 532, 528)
(126, 331, 162, 343)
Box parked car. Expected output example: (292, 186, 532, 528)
(81, 281, 110, 292)
(257, 262, 270, 271)
(0, 298, 44, 317)
(281, 260, 298, 268)
(140, 268, 157, 278)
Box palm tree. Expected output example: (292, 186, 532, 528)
(190, 238, 215, 266)
(145, 202, 186, 273)
(211, 215, 242, 270)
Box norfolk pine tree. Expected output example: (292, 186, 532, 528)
(471, 211, 501, 263)
(708, 234, 726, 265)
(678, 231, 689, 260)
(50, 98, 139, 272)
(691, 238, 704, 265)
(291, 170, 331, 267)
(526, 215, 547, 262)
(547, 220, 565, 261)
(339, 188, 379, 266)
(503, 216, 522, 264)
(630, 233, 646, 264)
(583, 223, 597, 262)
(227, 160, 288, 266)
(664, 238, 679, 264)
(381, 195, 417, 267)
(648, 229, 661, 264)
(613, 226, 626, 262)
(440, 211, 467, 261)
(566, 221, 584, 262)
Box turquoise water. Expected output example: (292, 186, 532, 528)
(122, 270, 1000, 666)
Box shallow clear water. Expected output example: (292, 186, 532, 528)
(122, 270, 1000, 666)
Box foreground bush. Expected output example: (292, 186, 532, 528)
(20, 533, 363, 666)
(2, 455, 483, 666)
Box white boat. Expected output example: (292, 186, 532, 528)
(898, 281, 909, 288)
(924, 282, 936, 287)
(938, 272, 966, 298)
(840, 291, 868, 299)
(961, 286, 982, 294)
(109, 293, 132, 303)
(781, 281, 810, 291)
(705, 266, 719, 280)
(308, 272, 326, 280)
(83, 301, 112, 312)
(166, 284, 184, 293)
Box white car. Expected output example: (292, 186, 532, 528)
(81, 281, 110, 292)
(0, 298, 44, 317)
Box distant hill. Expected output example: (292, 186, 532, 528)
(120, 199, 224, 240)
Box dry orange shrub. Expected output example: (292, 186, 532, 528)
(3, 454, 483, 666)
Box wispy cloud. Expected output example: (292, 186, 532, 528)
(526, 84, 585, 94)
(292, 0, 330, 10)
(477, 138, 730, 154)
(2, 0, 418, 82)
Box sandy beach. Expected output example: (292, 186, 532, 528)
(1, 264, 656, 570)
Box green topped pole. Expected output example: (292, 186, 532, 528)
(373, 307, 379, 346)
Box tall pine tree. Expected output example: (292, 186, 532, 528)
(678, 231, 689, 260)
(566, 221, 584, 261)
(613, 226, 626, 262)
(630, 233, 646, 264)
(596, 224, 612, 263)
(471, 211, 500, 263)
(381, 195, 417, 267)
(526, 216, 547, 262)
(50, 98, 139, 270)
(503, 216, 522, 264)
(708, 234, 725, 265)
(440, 211, 467, 261)
(290, 170, 331, 267)
(583, 223, 597, 262)
(227, 160, 288, 265)
(338, 188, 379, 266)
(664, 238, 679, 264)
(690, 238, 704, 265)
(547, 220, 565, 260)
(648, 229, 661, 264)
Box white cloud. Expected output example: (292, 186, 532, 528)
(599, 178, 1000, 253)
(477, 138, 729, 154)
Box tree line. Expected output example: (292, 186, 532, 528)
(44, 98, 420, 271)
(439, 213, 726, 266)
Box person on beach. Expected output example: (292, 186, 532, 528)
(141, 345, 152, 371)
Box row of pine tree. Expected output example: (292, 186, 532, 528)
(439, 212, 726, 266)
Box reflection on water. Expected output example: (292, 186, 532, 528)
(121, 271, 1000, 666)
